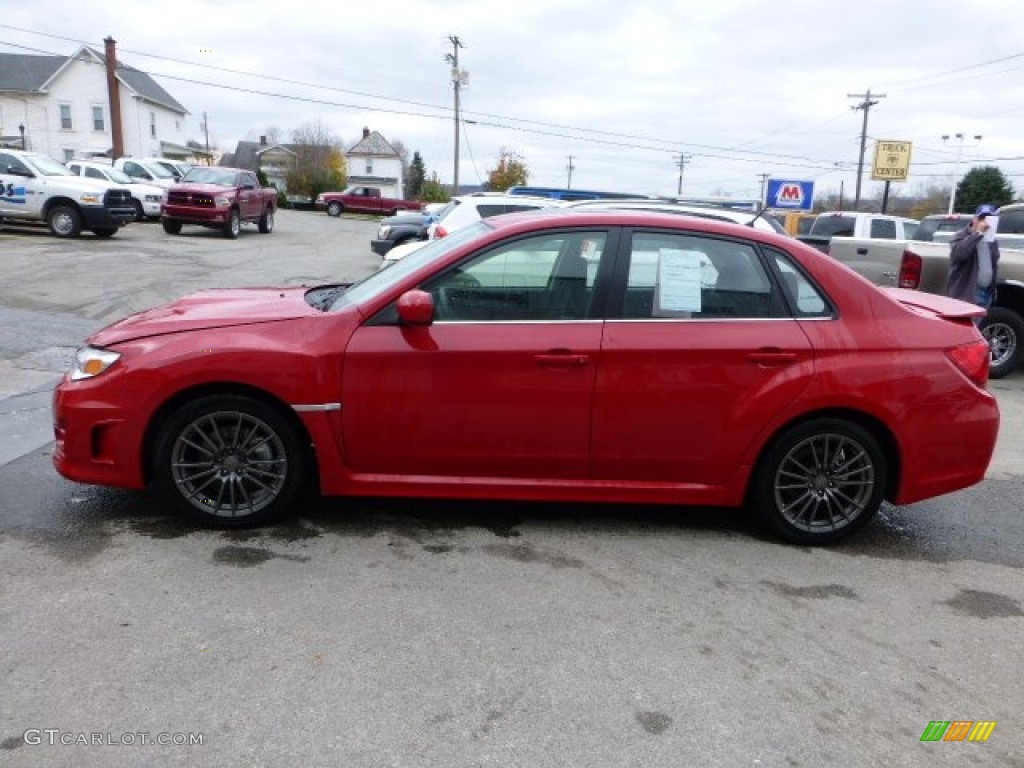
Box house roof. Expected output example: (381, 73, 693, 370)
(221, 141, 298, 170)
(0, 47, 187, 114)
(347, 130, 398, 157)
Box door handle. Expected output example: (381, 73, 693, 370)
(856, 247, 868, 255)
(534, 352, 590, 368)
(747, 349, 798, 366)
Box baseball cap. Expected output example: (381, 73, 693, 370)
(976, 204, 998, 217)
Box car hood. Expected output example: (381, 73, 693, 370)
(90, 287, 319, 345)
(168, 182, 234, 195)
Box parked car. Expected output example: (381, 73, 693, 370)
(371, 211, 430, 256)
(382, 193, 554, 264)
(147, 157, 192, 181)
(53, 210, 998, 544)
(913, 213, 974, 243)
(66, 160, 166, 221)
(162, 166, 276, 238)
(315, 186, 423, 216)
(798, 211, 919, 252)
(113, 157, 178, 189)
(563, 199, 791, 235)
(0, 148, 135, 238)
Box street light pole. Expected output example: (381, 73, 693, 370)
(18, 123, 26, 150)
(942, 133, 983, 214)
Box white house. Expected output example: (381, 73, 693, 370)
(345, 128, 405, 199)
(0, 45, 195, 162)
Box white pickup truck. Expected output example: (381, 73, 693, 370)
(0, 149, 135, 237)
(825, 203, 1024, 378)
(797, 210, 919, 253)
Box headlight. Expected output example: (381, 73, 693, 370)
(71, 347, 121, 381)
(214, 196, 231, 206)
(145, 194, 162, 202)
(79, 193, 101, 204)
(315, 195, 325, 203)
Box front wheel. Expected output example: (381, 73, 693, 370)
(162, 219, 182, 235)
(258, 208, 274, 234)
(47, 205, 82, 238)
(980, 307, 1024, 379)
(222, 208, 241, 239)
(153, 394, 307, 527)
(751, 419, 886, 545)
(326, 201, 343, 217)
(131, 199, 145, 222)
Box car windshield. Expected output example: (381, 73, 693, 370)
(182, 168, 238, 186)
(25, 154, 74, 176)
(329, 221, 492, 312)
(105, 168, 133, 184)
(809, 215, 856, 237)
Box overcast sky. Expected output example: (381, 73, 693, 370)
(3, 0, 1023, 203)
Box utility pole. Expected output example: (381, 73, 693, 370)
(675, 154, 692, 195)
(566, 155, 575, 189)
(446, 35, 464, 196)
(202, 111, 210, 154)
(757, 173, 770, 207)
(848, 88, 886, 209)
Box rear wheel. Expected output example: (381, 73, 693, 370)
(154, 394, 307, 527)
(162, 219, 182, 235)
(980, 307, 1024, 379)
(258, 208, 274, 234)
(47, 205, 82, 238)
(752, 419, 886, 545)
(223, 208, 241, 239)
(326, 201, 343, 217)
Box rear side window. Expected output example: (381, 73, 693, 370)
(870, 219, 897, 239)
(764, 247, 833, 318)
(998, 208, 1024, 235)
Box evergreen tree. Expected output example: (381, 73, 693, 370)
(408, 152, 426, 198)
(955, 166, 1014, 213)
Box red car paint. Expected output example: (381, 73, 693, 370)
(53, 211, 999, 521)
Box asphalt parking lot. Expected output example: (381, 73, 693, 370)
(1, 211, 1022, 767)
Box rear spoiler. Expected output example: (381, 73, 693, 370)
(883, 287, 986, 320)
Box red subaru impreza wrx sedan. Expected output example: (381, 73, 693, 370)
(53, 210, 999, 544)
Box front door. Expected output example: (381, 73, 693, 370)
(0, 152, 42, 219)
(341, 229, 613, 480)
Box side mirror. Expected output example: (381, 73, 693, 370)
(396, 289, 434, 326)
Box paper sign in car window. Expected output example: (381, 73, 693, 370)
(655, 248, 704, 315)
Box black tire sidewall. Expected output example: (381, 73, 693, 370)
(981, 306, 1024, 379)
(752, 418, 886, 545)
(153, 394, 307, 527)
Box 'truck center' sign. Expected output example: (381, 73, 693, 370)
(871, 140, 913, 181)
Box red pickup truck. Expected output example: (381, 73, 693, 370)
(162, 167, 276, 239)
(315, 186, 423, 217)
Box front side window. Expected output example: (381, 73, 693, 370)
(422, 231, 607, 322)
(0, 152, 31, 175)
(620, 232, 774, 320)
(92, 106, 104, 131)
(59, 104, 72, 130)
(84, 167, 106, 180)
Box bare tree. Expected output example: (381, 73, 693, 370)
(287, 120, 347, 198)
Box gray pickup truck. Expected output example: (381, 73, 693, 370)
(826, 202, 1024, 378)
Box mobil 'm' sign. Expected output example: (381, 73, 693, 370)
(766, 180, 815, 211)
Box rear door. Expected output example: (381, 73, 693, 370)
(591, 229, 817, 486)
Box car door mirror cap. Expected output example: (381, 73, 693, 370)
(396, 289, 435, 326)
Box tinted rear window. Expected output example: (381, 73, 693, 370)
(914, 217, 970, 242)
(809, 215, 855, 237)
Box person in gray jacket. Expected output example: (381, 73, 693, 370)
(948, 203, 1000, 314)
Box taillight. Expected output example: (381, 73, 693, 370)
(435, 225, 448, 238)
(898, 250, 922, 288)
(946, 340, 990, 388)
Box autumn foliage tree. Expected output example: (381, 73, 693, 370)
(486, 148, 529, 191)
(287, 120, 347, 199)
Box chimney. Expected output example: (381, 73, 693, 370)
(104, 36, 125, 159)
(260, 135, 267, 146)
(362, 127, 370, 139)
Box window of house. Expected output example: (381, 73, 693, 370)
(59, 104, 72, 130)
(175, 119, 181, 131)
(150, 111, 157, 138)
(63, 148, 75, 162)
(365, 159, 373, 174)
(92, 106, 104, 131)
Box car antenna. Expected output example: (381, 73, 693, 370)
(746, 203, 769, 229)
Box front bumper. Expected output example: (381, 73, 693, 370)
(162, 205, 229, 224)
(371, 238, 395, 256)
(81, 205, 133, 229)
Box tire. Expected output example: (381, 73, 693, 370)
(326, 201, 343, 217)
(258, 208, 274, 234)
(980, 306, 1024, 379)
(91, 228, 117, 238)
(153, 394, 307, 527)
(223, 208, 241, 239)
(162, 219, 182, 235)
(131, 199, 145, 222)
(751, 418, 886, 545)
(47, 204, 82, 238)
